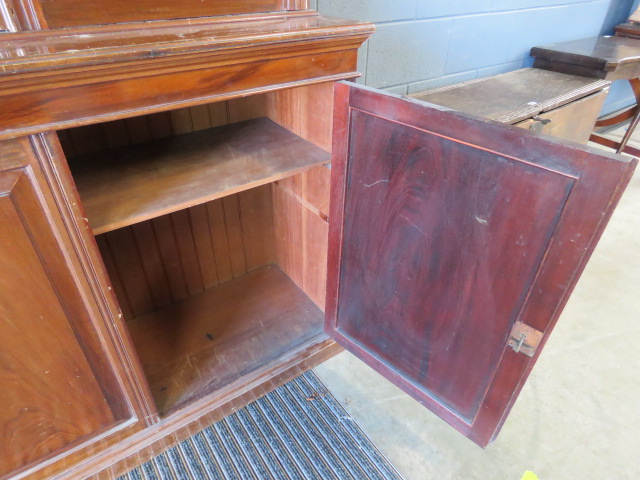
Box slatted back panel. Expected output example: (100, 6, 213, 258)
(59, 96, 268, 157)
(16, 0, 309, 29)
(96, 189, 274, 320)
(61, 96, 274, 320)
(60, 87, 332, 315)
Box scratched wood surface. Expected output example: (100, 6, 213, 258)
(66, 88, 328, 420)
(68, 339, 340, 480)
(0, 3, 370, 475)
(126, 266, 325, 415)
(410, 68, 609, 125)
(337, 109, 577, 422)
(70, 117, 329, 235)
(327, 82, 636, 447)
(67, 95, 275, 320)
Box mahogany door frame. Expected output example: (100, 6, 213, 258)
(326, 82, 636, 447)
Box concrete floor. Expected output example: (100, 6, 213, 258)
(314, 127, 640, 480)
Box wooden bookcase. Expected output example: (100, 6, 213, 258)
(0, 4, 635, 480)
(60, 87, 336, 419)
(0, 11, 372, 479)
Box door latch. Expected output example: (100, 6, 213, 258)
(507, 321, 543, 357)
(529, 115, 552, 134)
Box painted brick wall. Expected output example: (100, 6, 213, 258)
(312, 0, 635, 114)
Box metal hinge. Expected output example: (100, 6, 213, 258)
(507, 321, 543, 357)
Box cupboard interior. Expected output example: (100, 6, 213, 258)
(60, 83, 335, 416)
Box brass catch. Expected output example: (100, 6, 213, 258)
(507, 321, 543, 357)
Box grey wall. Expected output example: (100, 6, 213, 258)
(312, 0, 635, 114)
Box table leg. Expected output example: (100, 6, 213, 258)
(590, 78, 640, 156)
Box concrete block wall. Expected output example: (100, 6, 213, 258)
(311, 0, 635, 113)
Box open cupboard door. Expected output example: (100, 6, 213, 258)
(325, 82, 636, 447)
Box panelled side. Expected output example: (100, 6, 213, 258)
(0, 137, 142, 479)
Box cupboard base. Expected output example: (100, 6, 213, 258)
(65, 337, 341, 480)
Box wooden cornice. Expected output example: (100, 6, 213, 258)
(0, 12, 373, 76)
(0, 12, 374, 138)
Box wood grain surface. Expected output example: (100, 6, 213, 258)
(531, 35, 640, 80)
(0, 13, 371, 139)
(127, 266, 325, 415)
(265, 82, 334, 152)
(266, 82, 333, 308)
(33, 0, 301, 28)
(615, 22, 640, 39)
(70, 118, 329, 234)
(512, 89, 608, 144)
(0, 4, 371, 477)
(60, 96, 268, 162)
(410, 68, 609, 125)
(0, 166, 116, 477)
(272, 181, 328, 309)
(71, 338, 341, 480)
(0, 13, 370, 74)
(327, 82, 636, 447)
(96, 187, 274, 320)
(0, 0, 19, 31)
(338, 108, 576, 422)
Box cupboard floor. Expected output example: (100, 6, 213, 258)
(127, 265, 325, 415)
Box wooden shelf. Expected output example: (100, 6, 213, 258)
(126, 265, 326, 416)
(71, 118, 331, 235)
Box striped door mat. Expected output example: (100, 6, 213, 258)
(118, 371, 404, 480)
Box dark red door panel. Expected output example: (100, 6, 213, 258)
(326, 82, 636, 447)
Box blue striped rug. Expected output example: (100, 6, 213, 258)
(118, 371, 404, 480)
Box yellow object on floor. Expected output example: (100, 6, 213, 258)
(521, 472, 539, 480)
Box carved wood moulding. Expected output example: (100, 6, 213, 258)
(0, 12, 373, 137)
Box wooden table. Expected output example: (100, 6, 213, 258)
(531, 35, 640, 156)
(410, 68, 609, 144)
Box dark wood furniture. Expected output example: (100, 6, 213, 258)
(615, 4, 640, 38)
(531, 35, 640, 155)
(0, 3, 636, 479)
(614, 22, 640, 39)
(410, 68, 610, 144)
